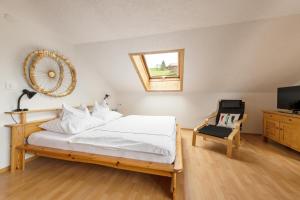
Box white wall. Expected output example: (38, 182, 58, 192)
(75, 16, 299, 134)
(0, 17, 116, 169)
(118, 92, 276, 133)
(77, 14, 300, 93)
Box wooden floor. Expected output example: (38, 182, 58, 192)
(0, 130, 300, 200)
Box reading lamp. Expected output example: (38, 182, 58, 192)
(104, 94, 110, 100)
(103, 94, 110, 107)
(14, 89, 37, 112)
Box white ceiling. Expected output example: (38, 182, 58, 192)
(1, 0, 300, 44)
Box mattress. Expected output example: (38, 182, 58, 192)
(27, 115, 176, 164)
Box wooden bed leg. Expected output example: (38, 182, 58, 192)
(227, 139, 233, 158)
(171, 173, 177, 200)
(20, 149, 25, 171)
(10, 126, 25, 172)
(192, 132, 196, 146)
(10, 150, 17, 173)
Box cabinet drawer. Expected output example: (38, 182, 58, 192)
(280, 116, 300, 125)
(264, 113, 300, 125)
(264, 113, 281, 121)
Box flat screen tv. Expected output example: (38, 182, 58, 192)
(277, 86, 300, 112)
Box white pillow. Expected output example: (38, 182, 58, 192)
(92, 101, 122, 122)
(60, 104, 105, 134)
(58, 104, 89, 119)
(93, 110, 123, 122)
(39, 118, 65, 134)
(40, 104, 104, 134)
(61, 115, 104, 134)
(217, 113, 240, 128)
(62, 103, 90, 118)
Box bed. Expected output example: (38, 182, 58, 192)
(28, 115, 177, 164)
(5, 109, 183, 200)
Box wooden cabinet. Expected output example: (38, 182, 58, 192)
(263, 111, 300, 152)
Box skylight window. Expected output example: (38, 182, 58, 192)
(144, 52, 179, 78)
(129, 49, 184, 92)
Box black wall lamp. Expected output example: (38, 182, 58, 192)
(104, 94, 110, 100)
(14, 89, 37, 112)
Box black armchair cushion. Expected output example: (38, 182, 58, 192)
(216, 100, 245, 125)
(197, 125, 233, 138)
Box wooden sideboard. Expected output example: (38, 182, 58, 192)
(263, 111, 300, 152)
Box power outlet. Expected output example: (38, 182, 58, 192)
(4, 81, 17, 90)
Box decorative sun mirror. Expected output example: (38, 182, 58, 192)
(23, 50, 77, 97)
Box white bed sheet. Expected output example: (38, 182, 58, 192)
(28, 116, 176, 164)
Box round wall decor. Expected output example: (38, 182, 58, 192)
(23, 50, 77, 97)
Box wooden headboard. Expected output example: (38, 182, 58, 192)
(6, 118, 53, 138)
(4, 105, 93, 171)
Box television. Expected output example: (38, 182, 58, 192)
(277, 86, 300, 113)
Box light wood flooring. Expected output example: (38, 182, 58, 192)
(0, 130, 299, 200)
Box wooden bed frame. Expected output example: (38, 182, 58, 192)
(5, 108, 183, 200)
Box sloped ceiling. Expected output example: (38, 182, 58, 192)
(1, 0, 300, 93)
(1, 0, 300, 44)
(76, 15, 300, 93)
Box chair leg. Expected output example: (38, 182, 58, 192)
(192, 132, 197, 146)
(235, 131, 240, 148)
(227, 139, 233, 158)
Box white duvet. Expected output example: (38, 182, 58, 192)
(98, 115, 175, 136)
(69, 115, 176, 157)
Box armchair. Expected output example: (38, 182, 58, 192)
(192, 100, 247, 158)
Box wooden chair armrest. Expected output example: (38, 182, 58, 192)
(233, 114, 248, 129)
(228, 128, 239, 140)
(207, 111, 217, 120)
(229, 114, 248, 140)
(193, 112, 217, 132)
(193, 121, 207, 132)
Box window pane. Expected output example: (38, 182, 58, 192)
(144, 52, 179, 78)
